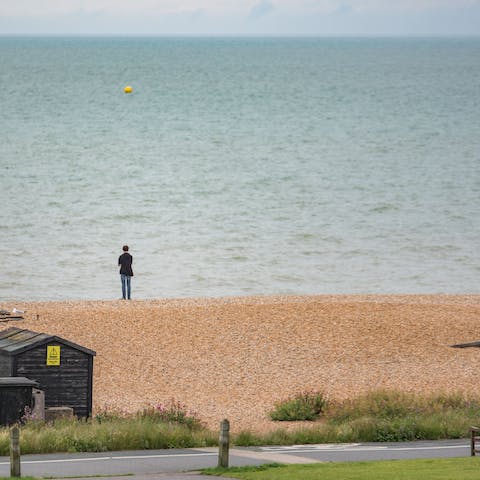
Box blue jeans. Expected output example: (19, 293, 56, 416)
(121, 274, 132, 299)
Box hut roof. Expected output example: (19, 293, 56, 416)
(0, 327, 96, 356)
(0, 377, 39, 387)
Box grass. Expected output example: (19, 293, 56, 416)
(0, 416, 218, 454)
(1, 390, 480, 454)
(269, 391, 326, 421)
(0, 400, 217, 455)
(235, 390, 480, 446)
(203, 458, 480, 479)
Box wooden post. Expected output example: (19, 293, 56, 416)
(471, 427, 478, 457)
(10, 425, 21, 477)
(218, 419, 230, 468)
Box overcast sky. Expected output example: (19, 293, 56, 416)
(1, 0, 479, 35)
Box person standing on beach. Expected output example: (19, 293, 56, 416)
(118, 245, 133, 300)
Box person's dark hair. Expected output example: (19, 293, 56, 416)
(123, 245, 129, 252)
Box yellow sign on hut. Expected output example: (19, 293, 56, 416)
(46, 345, 61, 366)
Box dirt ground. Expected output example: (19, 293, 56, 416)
(2, 294, 479, 432)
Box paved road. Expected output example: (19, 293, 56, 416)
(0, 439, 470, 478)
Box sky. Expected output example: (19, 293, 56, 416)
(0, 0, 480, 36)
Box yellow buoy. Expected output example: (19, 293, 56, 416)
(124, 85, 133, 93)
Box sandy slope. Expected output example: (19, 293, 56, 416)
(2, 294, 479, 432)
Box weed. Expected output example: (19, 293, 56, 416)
(1, 390, 479, 454)
(269, 391, 326, 421)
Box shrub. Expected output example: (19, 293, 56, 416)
(270, 391, 326, 421)
(0, 399, 215, 455)
(326, 390, 414, 423)
(234, 430, 264, 447)
(138, 399, 204, 430)
(327, 390, 480, 425)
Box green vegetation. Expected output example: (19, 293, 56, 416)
(0, 400, 217, 455)
(326, 390, 480, 443)
(1, 391, 479, 454)
(0, 478, 37, 480)
(237, 390, 480, 446)
(96, 399, 203, 431)
(203, 458, 480, 480)
(269, 391, 326, 421)
(203, 464, 284, 476)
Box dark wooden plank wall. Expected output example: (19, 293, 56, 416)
(0, 386, 33, 426)
(15, 343, 91, 418)
(0, 353, 12, 376)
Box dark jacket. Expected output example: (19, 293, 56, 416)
(118, 252, 133, 276)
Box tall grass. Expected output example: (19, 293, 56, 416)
(1, 390, 479, 453)
(324, 390, 480, 441)
(326, 390, 480, 424)
(236, 390, 480, 446)
(0, 401, 217, 455)
(15, 417, 216, 453)
(269, 391, 326, 421)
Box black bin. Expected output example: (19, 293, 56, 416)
(0, 377, 38, 426)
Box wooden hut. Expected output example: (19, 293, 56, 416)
(0, 327, 95, 418)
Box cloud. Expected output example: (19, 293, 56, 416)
(1, 0, 480, 17)
(1, 0, 479, 34)
(334, 3, 353, 15)
(355, 0, 480, 13)
(248, 0, 275, 19)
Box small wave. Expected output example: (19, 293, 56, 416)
(301, 250, 323, 256)
(293, 233, 315, 240)
(344, 248, 365, 257)
(400, 244, 461, 254)
(319, 235, 343, 245)
(3, 222, 34, 230)
(112, 213, 151, 221)
(369, 203, 398, 213)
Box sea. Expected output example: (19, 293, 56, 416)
(1, 36, 479, 301)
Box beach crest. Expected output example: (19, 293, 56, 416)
(2, 294, 479, 431)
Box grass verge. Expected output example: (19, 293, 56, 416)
(0, 477, 37, 480)
(235, 390, 480, 446)
(1, 390, 479, 454)
(0, 400, 217, 455)
(203, 458, 480, 479)
(0, 416, 218, 454)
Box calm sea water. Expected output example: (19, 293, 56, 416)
(0, 37, 479, 301)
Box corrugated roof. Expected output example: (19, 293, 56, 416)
(0, 327, 96, 356)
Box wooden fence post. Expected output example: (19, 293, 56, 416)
(10, 425, 21, 477)
(218, 419, 230, 468)
(471, 427, 479, 457)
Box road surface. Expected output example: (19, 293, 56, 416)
(0, 439, 470, 478)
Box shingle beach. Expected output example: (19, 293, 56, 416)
(2, 295, 479, 432)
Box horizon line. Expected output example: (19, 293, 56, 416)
(1, 33, 479, 38)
